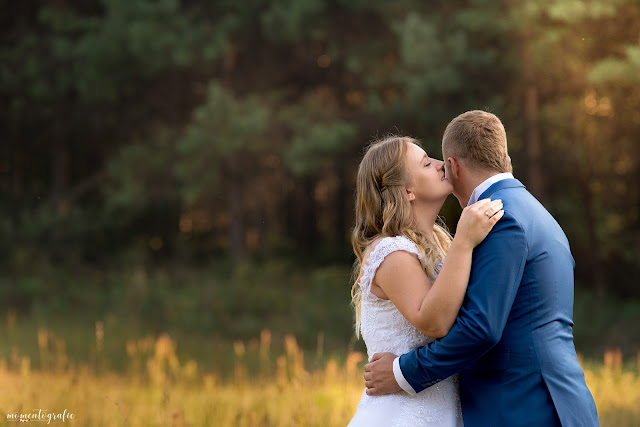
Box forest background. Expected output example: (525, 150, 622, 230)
(2, 0, 640, 398)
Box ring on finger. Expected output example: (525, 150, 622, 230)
(484, 210, 492, 218)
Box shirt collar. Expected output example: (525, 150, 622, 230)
(467, 172, 514, 206)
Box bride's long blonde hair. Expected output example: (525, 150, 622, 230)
(351, 136, 452, 337)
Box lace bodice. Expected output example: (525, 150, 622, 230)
(349, 236, 463, 427)
(359, 236, 434, 360)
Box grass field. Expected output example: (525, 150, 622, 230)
(1, 327, 639, 426)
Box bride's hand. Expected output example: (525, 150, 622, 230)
(454, 198, 504, 248)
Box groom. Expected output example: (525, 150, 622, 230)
(364, 111, 599, 426)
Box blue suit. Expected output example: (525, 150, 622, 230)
(399, 179, 598, 426)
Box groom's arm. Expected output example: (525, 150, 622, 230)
(401, 213, 527, 392)
(366, 212, 527, 395)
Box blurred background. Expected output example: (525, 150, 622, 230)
(1, 0, 640, 425)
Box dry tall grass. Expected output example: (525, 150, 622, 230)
(1, 328, 638, 426)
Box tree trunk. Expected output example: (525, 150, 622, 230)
(521, 36, 544, 199)
(52, 138, 70, 213)
(226, 156, 247, 263)
(220, 46, 247, 263)
(578, 176, 606, 295)
(297, 176, 318, 252)
(336, 156, 349, 253)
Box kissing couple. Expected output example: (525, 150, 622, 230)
(348, 111, 599, 426)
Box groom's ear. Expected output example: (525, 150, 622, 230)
(447, 157, 461, 180)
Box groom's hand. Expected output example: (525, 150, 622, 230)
(364, 352, 401, 395)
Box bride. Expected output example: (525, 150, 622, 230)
(348, 135, 503, 426)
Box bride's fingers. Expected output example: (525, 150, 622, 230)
(491, 209, 505, 222)
(487, 202, 504, 218)
(477, 199, 503, 218)
(473, 199, 498, 214)
(477, 198, 502, 207)
(477, 198, 496, 208)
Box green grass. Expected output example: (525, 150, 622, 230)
(0, 260, 638, 374)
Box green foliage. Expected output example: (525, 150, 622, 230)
(284, 122, 356, 176)
(176, 82, 270, 204)
(261, 0, 326, 42)
(395, 12, 466, 96)
(573, 288, 640, 356)
(589, 38, 640, 85)
(279, 92, 357, 175)
(385, 2, 509, 129)
(3, 0, 217, 105)
(1, 260, 356, 353)
(2, 0, 640, 317)
(546, 0, 621, 22)
(106, 128, 178, 210)
(1, 262, 637, 374)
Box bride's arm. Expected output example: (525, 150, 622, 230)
(375, 199, 504, 338)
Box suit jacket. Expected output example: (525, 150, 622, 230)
(399, 179, 599, 426)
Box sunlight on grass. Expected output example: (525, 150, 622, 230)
(0, 328, 638, 426)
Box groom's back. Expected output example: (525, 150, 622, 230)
(499, 187, 575, 344)
(461, 182, 599, 426)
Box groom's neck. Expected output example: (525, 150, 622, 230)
(455, 170, 501, 207)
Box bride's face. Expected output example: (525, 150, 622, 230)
(405, 143, 453, 204)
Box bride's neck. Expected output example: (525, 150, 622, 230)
(412, 202, 439, 237)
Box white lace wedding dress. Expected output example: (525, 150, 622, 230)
(348, 236, 463, 427)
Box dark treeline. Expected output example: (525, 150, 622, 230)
(2, 0, 640, 311)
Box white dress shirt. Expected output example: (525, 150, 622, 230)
(466, 172, 514, 206)
(391, 172, 514, 395)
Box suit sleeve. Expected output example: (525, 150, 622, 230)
(398, 212, 528, 393)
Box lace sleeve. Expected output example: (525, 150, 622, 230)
(359, 236, 422, 299)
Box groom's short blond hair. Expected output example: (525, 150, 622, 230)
(442, 110, 513, 173)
